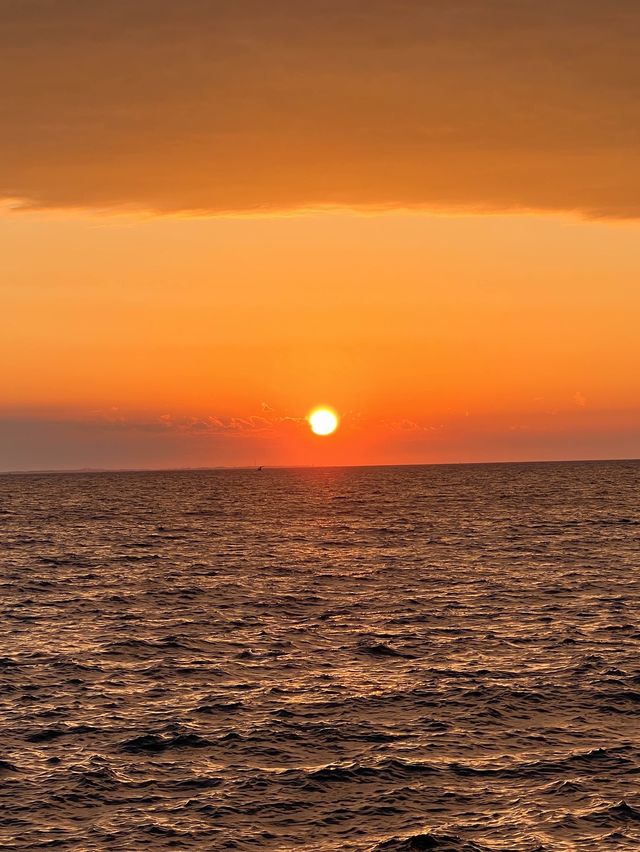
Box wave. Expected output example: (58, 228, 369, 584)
(273, 758, 440, 788)
(569, 800, 640, 827)
(119, 731, 214, 753)
(450, 746, 636, 780)
(374, 831, 495, 851)
(194, 699, 243, 713)
(26, 724, 99, 743)
(357, 638, 413, 658)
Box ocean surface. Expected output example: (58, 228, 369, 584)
(0, 461, 639, 851)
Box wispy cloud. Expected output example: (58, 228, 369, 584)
(157, 414, 277, 436)
(383, 418, 444, 433)
(89, 410, 310, 437)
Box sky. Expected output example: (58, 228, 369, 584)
(1, 0, 639, 469)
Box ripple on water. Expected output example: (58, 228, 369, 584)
(0, 461, 639, 850)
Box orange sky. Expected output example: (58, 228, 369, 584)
(1, 1, 639, 469)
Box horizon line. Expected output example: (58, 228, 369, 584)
(1, 456, 638, 476)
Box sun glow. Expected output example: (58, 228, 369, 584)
(308, 407, 339, 436)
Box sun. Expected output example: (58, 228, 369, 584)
(308, 407, 339, 436)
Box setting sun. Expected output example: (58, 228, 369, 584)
(309, 407, 339, 436)
(4, 4, 640, 850)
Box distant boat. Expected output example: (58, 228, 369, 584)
(256, 465, 263, 471)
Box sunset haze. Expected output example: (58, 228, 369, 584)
(1, 0, 639, 469)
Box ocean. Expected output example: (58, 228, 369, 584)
(0, 461, 639, 850)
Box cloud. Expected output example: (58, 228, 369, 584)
(157, 414, 276, 435)
(2, 1, 640, 218)
(384, 418, 443, 433)
(2, 405, 638, 470)
(145, 411, 310, 436)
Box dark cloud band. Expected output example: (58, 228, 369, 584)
(2, 0, 639, 216)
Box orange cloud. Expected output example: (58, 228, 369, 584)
(2, 1, 640, 217)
